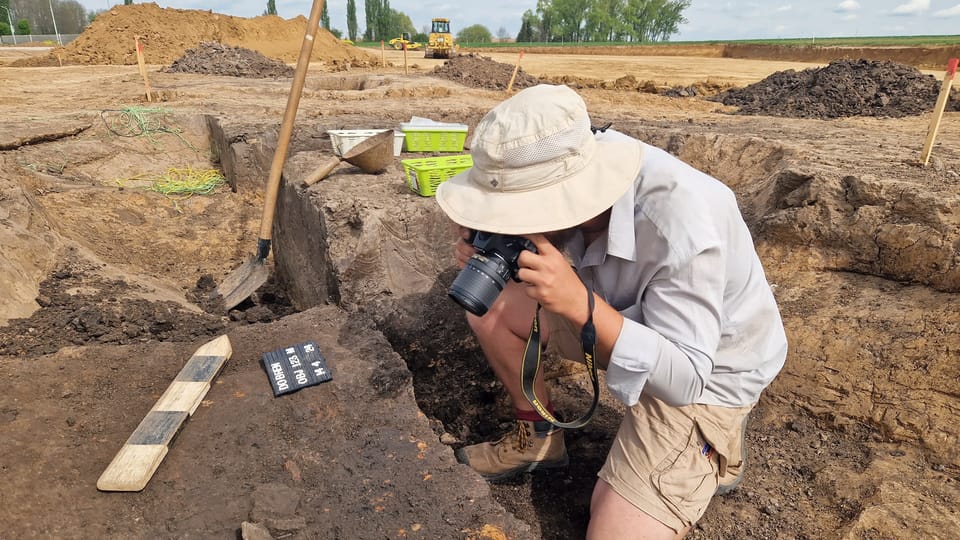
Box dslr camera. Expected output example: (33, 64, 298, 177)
(448, 231, 537, 316)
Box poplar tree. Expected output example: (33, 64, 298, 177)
(519, 0, 689, 43)
(346, 0, 357, 41)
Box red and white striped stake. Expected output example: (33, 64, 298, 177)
(134, 35, 153, 102)
(921, 57, 958, 166)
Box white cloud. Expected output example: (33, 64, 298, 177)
(776, 5, 793, 12)
(842, 13, 859, 21)
(891, 0, 930, 15)
(834, 0, 860, 13)
(933, 4, 960, 16)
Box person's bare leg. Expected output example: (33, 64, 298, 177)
(587, 480, 690, 540)
(466, 280, 551, 411)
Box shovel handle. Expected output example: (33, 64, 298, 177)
(258, 0, 325, 242)
(303, 157, 341, 186)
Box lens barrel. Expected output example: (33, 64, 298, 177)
(448, 255, 510, 316)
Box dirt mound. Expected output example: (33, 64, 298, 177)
(11, 3, 374, 68)
(432, 53, 540, 90)
(713, 59, 959, 119)
(0, 256, 226, 357)
(165, 42, 294, 78)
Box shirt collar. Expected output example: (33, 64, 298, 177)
(606, 181, 637, 262)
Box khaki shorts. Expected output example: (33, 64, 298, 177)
(544, 310, 753, 532)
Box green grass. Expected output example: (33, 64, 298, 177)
(353, 35, 959, 49)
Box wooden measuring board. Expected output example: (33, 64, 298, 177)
(97, 335, 232, 492)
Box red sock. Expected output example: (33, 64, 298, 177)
(515, 403, 554, 423)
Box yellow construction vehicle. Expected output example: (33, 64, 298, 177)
(424, 18, 458, 59)
(388, 32, 421, 50)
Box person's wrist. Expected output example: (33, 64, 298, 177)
(567, 283, 592, 328)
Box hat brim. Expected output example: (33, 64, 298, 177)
(436, 138, 643, 235)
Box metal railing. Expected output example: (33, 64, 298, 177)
(0, 33, 79, 46)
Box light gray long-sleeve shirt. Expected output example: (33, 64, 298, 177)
(566, 133, 788, 408)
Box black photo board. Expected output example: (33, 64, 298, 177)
(261, 341, 332, 397)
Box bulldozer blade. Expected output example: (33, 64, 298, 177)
(212, 257, 271, 311)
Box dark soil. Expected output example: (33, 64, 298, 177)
(372, 270, 893, 540)
(0, 254, 297, 358)
(165, 41, 295, 78)
(713, 59, 960, 118)
(433, 53, 541, 91)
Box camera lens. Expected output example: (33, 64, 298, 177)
(449, 254, 511, 316)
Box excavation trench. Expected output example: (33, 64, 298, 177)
(3, 102, 957, 538)
(244, 114, 960, 535)
(246, 122, 798, 536)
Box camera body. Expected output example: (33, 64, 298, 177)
(448, 231, 537, 316)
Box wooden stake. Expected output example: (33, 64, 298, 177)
(56, 53, 62, 67)
(381, 40, 385, 67)
(403, 42, 408, 75)
(921, 57, 958, 166)
(134, 35, 153, 102)
(506, 51, 524, 93)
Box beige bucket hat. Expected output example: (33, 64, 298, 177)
(435, 84, 643, 235)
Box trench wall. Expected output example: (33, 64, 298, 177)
(215, 118, 960, 468)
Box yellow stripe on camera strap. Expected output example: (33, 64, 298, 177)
(520, 286, 599, 429)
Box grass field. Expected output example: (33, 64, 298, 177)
(357, 34, 960, 49)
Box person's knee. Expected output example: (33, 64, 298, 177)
(465, 310, 496, 339)
(466, 282, 537, 340)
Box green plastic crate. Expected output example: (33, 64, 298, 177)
(401, 155, 473, 197)
(400, 123, 468, 152)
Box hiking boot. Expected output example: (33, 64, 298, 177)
(716, 414, 750, 496)
(454, 420, 568, 481)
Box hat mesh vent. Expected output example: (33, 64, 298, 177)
(500, 116, 590, 168)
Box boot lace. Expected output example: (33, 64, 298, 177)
(509, 422, 532, 452)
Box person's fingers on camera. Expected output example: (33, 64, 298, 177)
(454, 237, 476, 269)
(518, 234, 566, 276)
(524, 234, 558, 255)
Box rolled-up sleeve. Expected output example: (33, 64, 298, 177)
(605, 244, 725, 407)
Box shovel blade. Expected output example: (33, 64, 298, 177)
(212, 257, 271, 311)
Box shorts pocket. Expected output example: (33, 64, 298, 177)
(650, 422, 719, 526)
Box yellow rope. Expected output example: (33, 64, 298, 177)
(108, 167, 226, 212)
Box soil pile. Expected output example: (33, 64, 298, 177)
(0, 258, 226, 357)
(713, 59, 959, 118)
(432, 53, 540, 90)
(165, 42, 294, 78)
(12, 3, 375, 68)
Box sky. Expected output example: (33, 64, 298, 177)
(74, 1, 960, 41)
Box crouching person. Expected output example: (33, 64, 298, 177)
(435, 84, 788, 539)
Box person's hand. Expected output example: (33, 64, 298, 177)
(516, 234, 589, 325)
(454, 226, 476, 269)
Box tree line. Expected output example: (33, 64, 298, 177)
(341, 0, 689, 43)
(517, 0, 690, 43)
(1, 0, 88, 36)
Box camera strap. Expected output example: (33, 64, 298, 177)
(520, 284, 599, 429)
